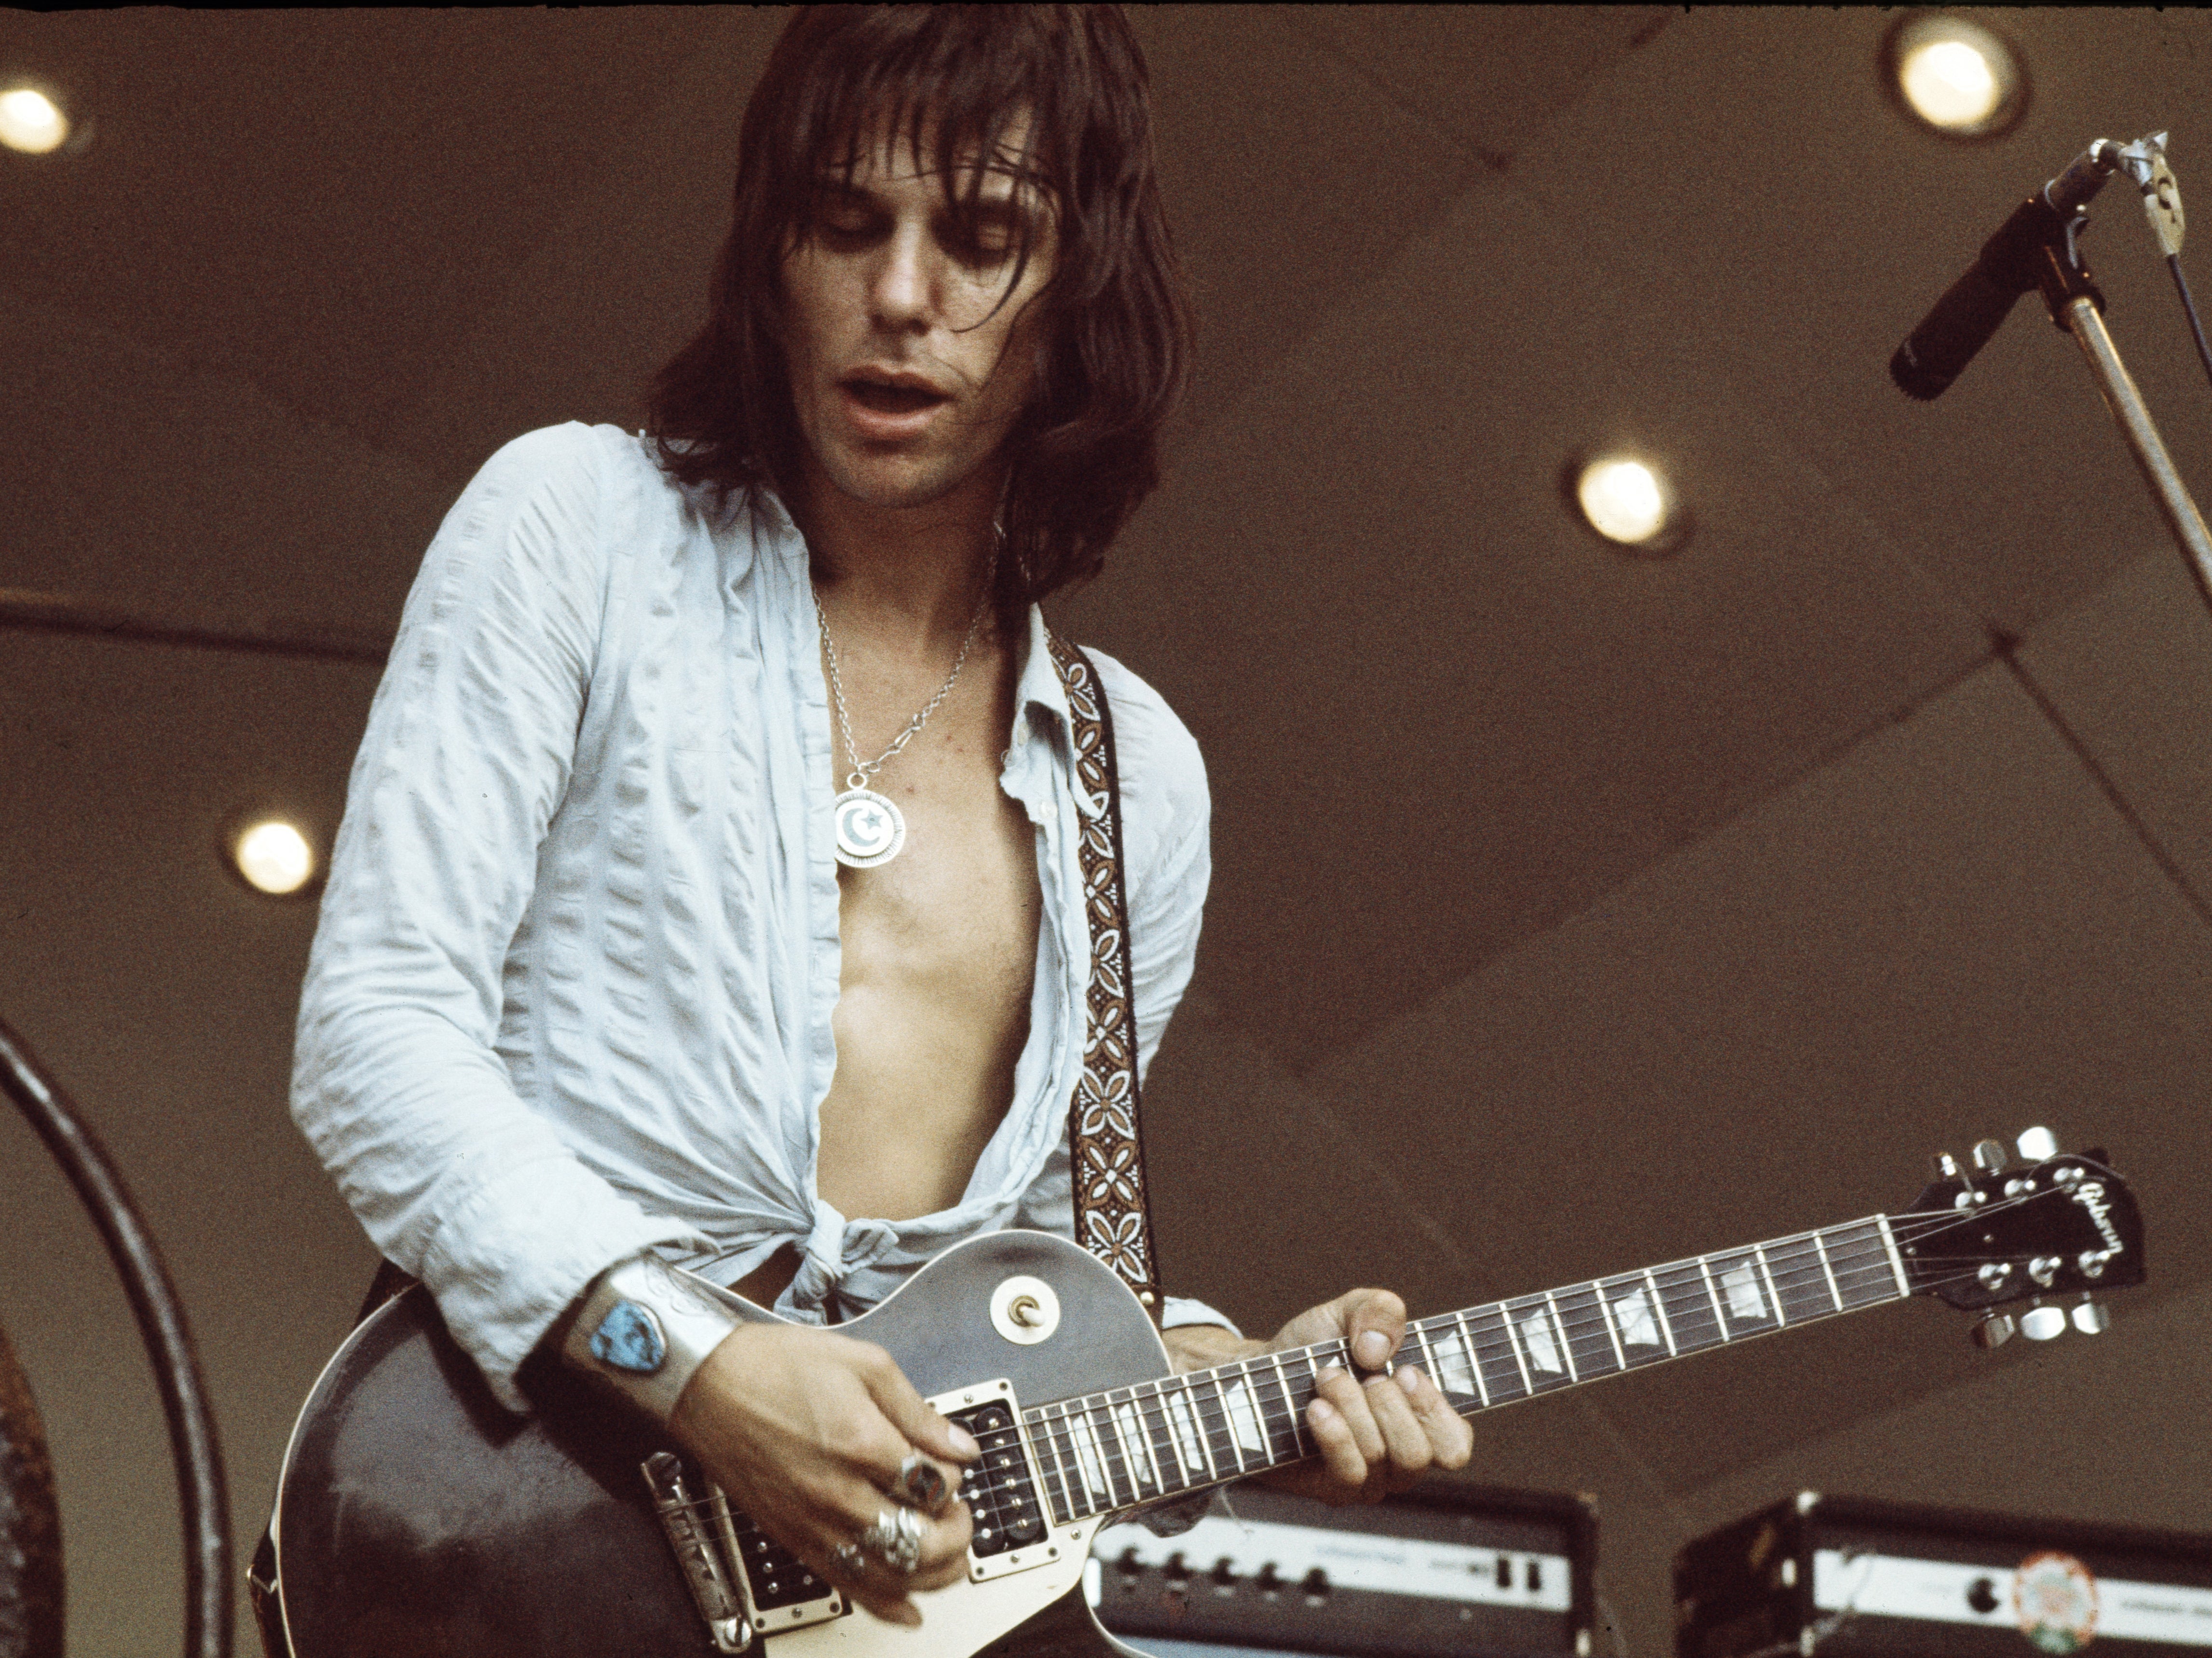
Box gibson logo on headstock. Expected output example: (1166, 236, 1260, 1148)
(2070, 1182, 2124, 1255)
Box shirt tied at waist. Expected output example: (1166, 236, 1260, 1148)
(776, 1203, 901, 1323)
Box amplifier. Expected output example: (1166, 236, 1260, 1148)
(1676, 1492, 2212, 1658)
(1087, 1481, 1596, 1658)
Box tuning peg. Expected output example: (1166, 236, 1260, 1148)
(1972, 1139, 2008, 1173)
(2071, 1298, 2111, 1335)
(2016, 1126, 2059, 1161)
(1931, 1151, 1962, 1180)
(2019, 1304, 2068, 1341)
(1971, 1313, 2016, 1349)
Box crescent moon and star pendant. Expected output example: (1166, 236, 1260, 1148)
(833, 787, 906, 869)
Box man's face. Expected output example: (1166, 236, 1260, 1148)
(780, 119, 1058, 515)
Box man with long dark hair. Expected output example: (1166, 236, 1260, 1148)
(291, 5, 1470, 1632)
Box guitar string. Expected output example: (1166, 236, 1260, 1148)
(1026, 1255, 2053, 1523)
(1019, 1189, 2105, 1512)
(669, 1178, 2111, 1529)
(663, 1240, 2073, 1542)
(1041, 1198, 2044, 1434)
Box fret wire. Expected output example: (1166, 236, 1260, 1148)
(1266, 1351, 1306, 1462)
(1753, 1244, 1787, 1326)
(1150, 1380, 1186, 1491)
(1029, 1409, 1075, 1524)
(1134, 1388, 1171, 1494)
(1150, 1380, 1191, 1494)
(1540, 1290, 1580, 1383)
(1112, 1391, 1161, 1496)
(1208, 1370, 1248, 1475)
(1410, 1322, 1441, 1387)
(1594, 1281, 1628, 1370)
(1642, 1268, 1680, 1357)
(1171, 1377, 1217, 1487)
(1874, 1215, 1912, 1296)
(1501, 1304, 1535, 1394)
(1455, 1310, 1493, 1407)
(1696, 1255, 1730, 1335)
(1812, 1230, 1843, 1311)
(1090, 1397, 1135, 1508)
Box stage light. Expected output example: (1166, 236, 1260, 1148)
(232, 819, 316, 896)
(1885, 14, 2026, 140)
(1571, 453, 1687, 554)
(0, 86, 68, 155)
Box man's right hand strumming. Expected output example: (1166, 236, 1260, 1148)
(669, 1323, 981, 1628)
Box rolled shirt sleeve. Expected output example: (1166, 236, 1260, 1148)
(291, 423, 707, 1410)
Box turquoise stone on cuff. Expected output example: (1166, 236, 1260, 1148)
(589, 1300, 668, 1374)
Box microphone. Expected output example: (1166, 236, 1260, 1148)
(1890, 142, 2122, 400)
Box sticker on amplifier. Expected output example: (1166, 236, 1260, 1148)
(2015, 1550, 2101, 1654)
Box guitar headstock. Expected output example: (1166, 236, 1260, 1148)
(1895, 1127, 2144, 1347)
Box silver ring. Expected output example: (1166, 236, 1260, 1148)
(862, 1505, 925, 1574)
(893, 1450, 948, 1509)
(830, 1540, 864, 1575)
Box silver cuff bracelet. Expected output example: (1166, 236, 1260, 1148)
(562, 1253, 742, 1425)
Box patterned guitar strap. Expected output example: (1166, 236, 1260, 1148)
(1045, 629, 1165, 1315)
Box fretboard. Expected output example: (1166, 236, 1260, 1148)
(1020, 1214, 1912, 1525)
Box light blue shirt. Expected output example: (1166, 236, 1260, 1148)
(291, 423, 1222, 1411)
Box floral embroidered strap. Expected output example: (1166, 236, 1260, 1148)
(1046, 630, 1162, 1312)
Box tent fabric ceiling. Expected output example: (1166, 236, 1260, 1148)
(2, 8, 2206, 1655)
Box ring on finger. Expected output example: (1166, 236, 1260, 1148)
(893, 1450, 948, 1509)
(861, 1504, 925, 1575)
(830, 1540, 865, 1576)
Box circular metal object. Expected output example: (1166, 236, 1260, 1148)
(833, 789, 906, 869)
(862, 1506, 924, 1575)
(989, 1275, 1061, 1345)
(892, 1451, 947, 1510)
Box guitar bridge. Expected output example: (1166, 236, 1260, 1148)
(640, 1452, 845, 1647)
(926, 1378, 1057, 1583)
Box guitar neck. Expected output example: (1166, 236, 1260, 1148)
(1021, 1213, 1914, 1525)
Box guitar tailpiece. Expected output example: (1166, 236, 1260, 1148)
(642, 1451, 754, 1654)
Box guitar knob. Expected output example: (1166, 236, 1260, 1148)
(2072, 1299, 2111, 1334)
(1972, 1139, 2008, 1174)
(2019, 1304, 2068, 1341)
(1971, 1313, 2016, 1349)
(2016, 1126, 2059, 1161)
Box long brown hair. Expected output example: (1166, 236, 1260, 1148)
(645, 5, 1193, 610)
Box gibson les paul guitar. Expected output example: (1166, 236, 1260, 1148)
(262, 1132, 2144, 1658)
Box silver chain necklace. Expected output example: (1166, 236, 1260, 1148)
(814, 543, 997, 869)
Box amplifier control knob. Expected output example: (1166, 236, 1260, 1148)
(1256, 1564, 1283, 1599)
(2020, 1304, 2068, 1341)
(1211, 1557, 1237, 1592)
(1967, 1576, 2001, 1614)
(1301, 1568, 1330, 1605)
(1163, 1553, 1190, 1590)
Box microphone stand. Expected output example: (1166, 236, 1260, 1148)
(1937, 137, 2212, 619)
(0, 1016, 232, 1658)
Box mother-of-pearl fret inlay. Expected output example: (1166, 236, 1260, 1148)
(1720, 1261, 1766, 1322)
(1166, 1388, 1207, 1479)
(1611, 1287, 1662, 1348)
(1518, 1309, 1565, 1374)
(1223, 1378, 1266, 1454)
(1112, 1400, 1157, 1492)
(1429, 1328, 1480, 1396)
(1069, 1412, 1108, 1506)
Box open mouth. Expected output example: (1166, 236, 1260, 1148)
(842, 379, 949, 415)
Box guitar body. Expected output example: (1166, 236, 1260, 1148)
(268, 1231, 1164, 1658)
